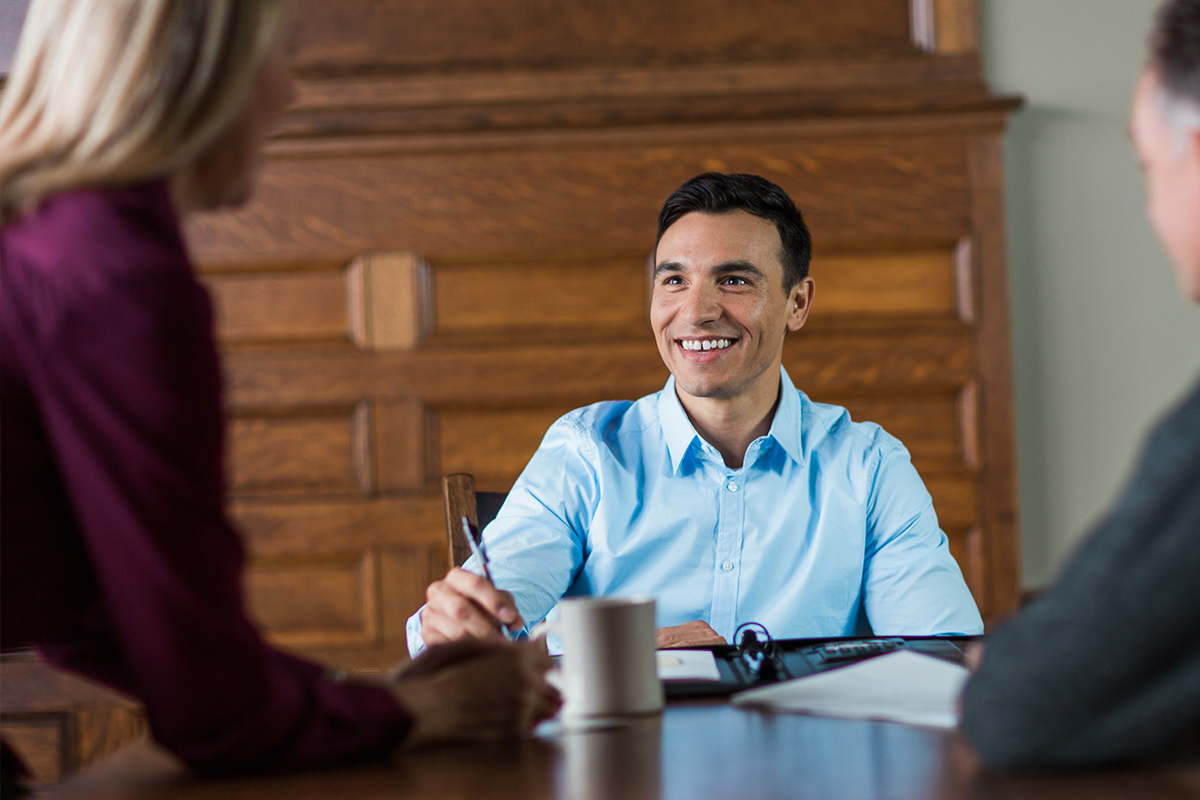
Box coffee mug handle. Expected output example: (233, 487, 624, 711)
(530, 619, 557, 641)
(529, 620, 564, 690)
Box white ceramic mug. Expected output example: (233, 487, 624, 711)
(537, 596, 664, 720)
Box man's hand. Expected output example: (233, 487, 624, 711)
(656, 620, 727, 649)
(964, 642, 986, 672)
(420, 567, 525, 645)
(389, 638, 560, 748)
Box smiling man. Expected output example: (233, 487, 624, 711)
(407, 172, 983, 655)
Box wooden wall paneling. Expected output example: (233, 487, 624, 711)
(810, 249, 959, 318)
(819, 392, 970, 472)
(292, 0, 918, 73)
(347, 251, 431, 351)
(218, 330, 975, 410)
(435, 405, 582, 491)
(967, 134, 1020, 619)
(231, 497, 447, 557)
(432, 257, 651, 338)
(373, 397, 430, 493)
(186, 134, 973, 266)
(227, 403, 371, 497)
(379, 547, 440, 642)
(910, 0, 978, 54)
(245, 550, 380, 647)
(202, 267, 350, 346)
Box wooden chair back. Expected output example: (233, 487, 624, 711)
(441, 473, 508, 568)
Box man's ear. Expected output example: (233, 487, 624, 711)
(786, 276, 815, 332)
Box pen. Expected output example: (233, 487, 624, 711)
(461, 515, 495, 582)
(460, 515, 518, 640)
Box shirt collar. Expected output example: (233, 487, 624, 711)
(658, 376, 700, 473)
(768, 367, 805, 466)
(657, 366, 805, 473)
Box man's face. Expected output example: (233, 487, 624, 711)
(651, 211, 813, 405)
(1130, 68, 1200, 301)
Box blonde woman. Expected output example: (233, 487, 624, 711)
(0, 0, 557, 782)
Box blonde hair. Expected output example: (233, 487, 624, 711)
(0, 0, 284, 222)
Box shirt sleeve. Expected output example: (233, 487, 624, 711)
(26, 260, 411, 773)
(960, 395, 1200, 768)
(860, 439, 984, 636)
(406, 414, 596, 656)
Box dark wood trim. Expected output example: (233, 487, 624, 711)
(966, 133, 1022, 621)
(442, 474, 478, 568)
(264, 102, 1022, 160)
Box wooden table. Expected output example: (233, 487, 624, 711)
(40, 700, 1200, 800)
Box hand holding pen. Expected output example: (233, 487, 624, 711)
(418, 519, 527, 646)
(461, 516, 525, 641)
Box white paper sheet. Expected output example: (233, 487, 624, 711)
(731, 650, 968, 729)
(656, 649, 721, 682)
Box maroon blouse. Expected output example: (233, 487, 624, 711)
(0, 182, 412, 772)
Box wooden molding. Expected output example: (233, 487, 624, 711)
(291, 57, 980, 112)
(966, 134, 1021, 618)
(934, 0, 980, 54)
(954, 235, 976, 325)
(910, 0, 979, 55)
(347, 252, 431, 351)
(267, 104, 1021, 160)
(373, 397, 428, 493)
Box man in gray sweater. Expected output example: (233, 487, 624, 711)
(960, 0, 1200, 769)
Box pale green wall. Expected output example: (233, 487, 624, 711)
(981, 0, 1200, 587)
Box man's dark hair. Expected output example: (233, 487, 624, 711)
(655, 172, 813, 289)
(1150, 0, 1200, 106)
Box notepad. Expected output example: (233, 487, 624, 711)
(731, 650, 968, 729)
(656, 649, 721, 681)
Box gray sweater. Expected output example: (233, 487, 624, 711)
(960, 380, 1200, 768)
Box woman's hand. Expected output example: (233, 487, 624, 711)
(388, 638, 560, 749)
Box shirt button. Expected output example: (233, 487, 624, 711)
(721, 561, 734, 572)
(726, 481, 739, 492)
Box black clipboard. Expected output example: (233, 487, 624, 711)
(663, 635, 978, 698)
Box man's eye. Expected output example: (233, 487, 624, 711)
(661, 275, 684, 285)
(722, 276, 749, 286)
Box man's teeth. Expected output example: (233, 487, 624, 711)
(681, 339, 733, 352)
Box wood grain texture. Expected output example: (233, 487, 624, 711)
(442, 474, 478, 568)
(933, 0, 979, 54)
(227, 406, 368, 496)
(379, 547, 440, 640)
(185, 136, 969, 266)
(373, 398, 428, 492)
(813, 249, 959, 317)
(42, 706, 1200, 800)
(436, 406, 580, 491)
(202, 269, 349, 345)
(219, 331, 971, 409)
(292, 0, 916, 73)
(347, 251, 431, 351)
(966, 134, 1021, 618)
(433, 258, 650, 336)
(245, 551, 379, 647)
(230, 497, 447, 557)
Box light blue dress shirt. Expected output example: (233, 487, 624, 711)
(407, 367, 983, 655)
